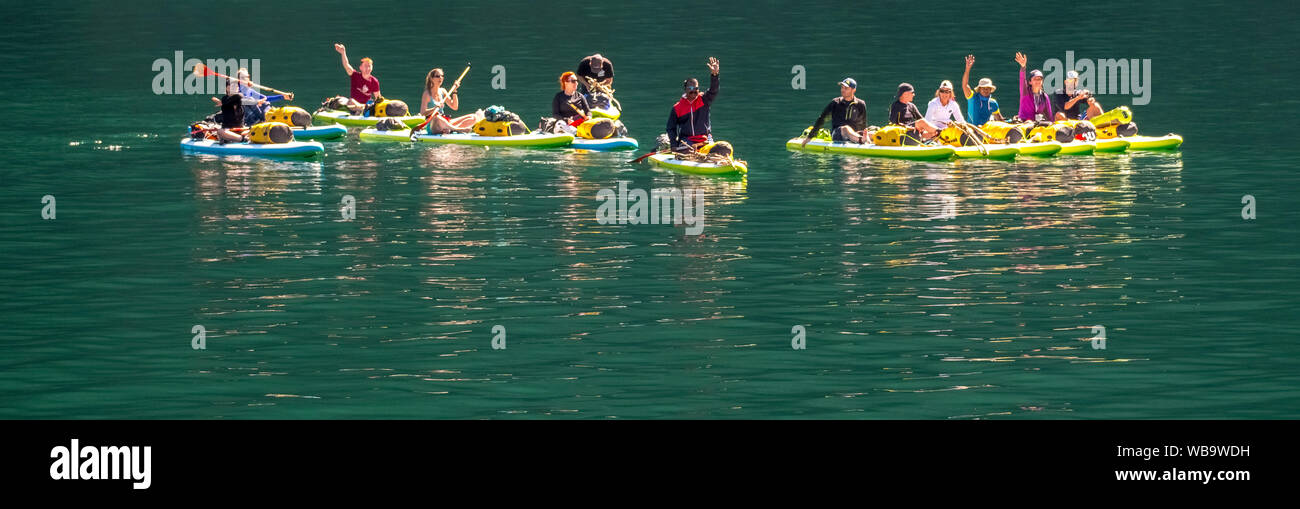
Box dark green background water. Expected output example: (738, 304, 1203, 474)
(2, 0, 1297, 418)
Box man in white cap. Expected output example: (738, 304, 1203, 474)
(1053, 69, 1104, 121)
(802, 77, 870, 145)
(960, 54, 1003, 126)
(924, 79, 965, 130)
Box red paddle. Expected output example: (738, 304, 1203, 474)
(193, 63, 293, 98)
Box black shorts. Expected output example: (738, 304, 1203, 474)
(831, 127, 861, 142)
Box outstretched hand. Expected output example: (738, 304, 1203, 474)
(707, 56, 720, 75)
(965, 54, 975, 69)
(1014, 52, 1027, 68)
(334, 43, 346, 54)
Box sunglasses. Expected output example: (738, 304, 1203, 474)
(432, 74, 444, 78)
(685, 85, 699, 91)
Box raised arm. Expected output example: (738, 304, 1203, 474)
(335, 43, 355, 76)
(1015, 52, 1028, 94)
(961, 54, 974, 98)
(702, 57, 720, 105)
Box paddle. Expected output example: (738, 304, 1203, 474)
(193, 63, 293, 98)
(629, 149, 666, 164)
(412, 64, 471, 140)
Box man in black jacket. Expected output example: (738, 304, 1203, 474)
(802, 78, 869, 145)
(666, 57, 721, 152)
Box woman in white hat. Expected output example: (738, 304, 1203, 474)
(960, 54, 1003, 126)
(924, 79, 966, 130)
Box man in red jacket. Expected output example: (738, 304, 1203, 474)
(666, 57, 720, 152)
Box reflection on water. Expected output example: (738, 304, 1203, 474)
(8, 0, 1294, 419)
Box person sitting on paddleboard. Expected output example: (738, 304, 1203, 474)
(335, 43, 381, 115)
(1014, 52, 1053, 122)
(666, 57, 720, 152)
(420, 68, 475, 134)
(211, 67, 293, 126)
(803, 78, 869, 146)
(924, 80, 966, 130)
(576, 53, 614, 97)
(553, 71, 591, 130)
(960, 54, 1003, 126)
(889, 83, 938, 143)
(216, 79, 250, 144)
(1052, 70, 1104, 121)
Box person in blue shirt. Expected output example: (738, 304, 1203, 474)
(209, 68, 294, 125)
(960, 54, 1003, 126)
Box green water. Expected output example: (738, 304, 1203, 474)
(1, 1, 1297, 419)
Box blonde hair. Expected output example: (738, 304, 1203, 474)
(425, 68, 445, 94)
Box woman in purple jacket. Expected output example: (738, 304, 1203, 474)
(1014, 52, 1053, 121)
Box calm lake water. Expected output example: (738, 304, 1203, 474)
(1, 0, 1297, 419)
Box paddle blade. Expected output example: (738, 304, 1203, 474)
(192, 63, 212, 77)
(629, 150, 659, 164)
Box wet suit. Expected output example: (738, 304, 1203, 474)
(888, 100, 927, 145)
(888, 100, 924, 127)
(553, 91, 591, 125)
(576, 55, 614, 96)
(810, 97, 867, 142)
(1052, 89, 1088, 120)
(666, 73, 718, 149)
(219, 93, 248, 128)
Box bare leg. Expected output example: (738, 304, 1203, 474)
(1085, 99, 1104, 120)
(428, 116, 455, 134)
(836, 125, 864, 143)
(217, 127, 245, 143)
(449, 114, 477, 131)
(916, 119, 938, 139)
